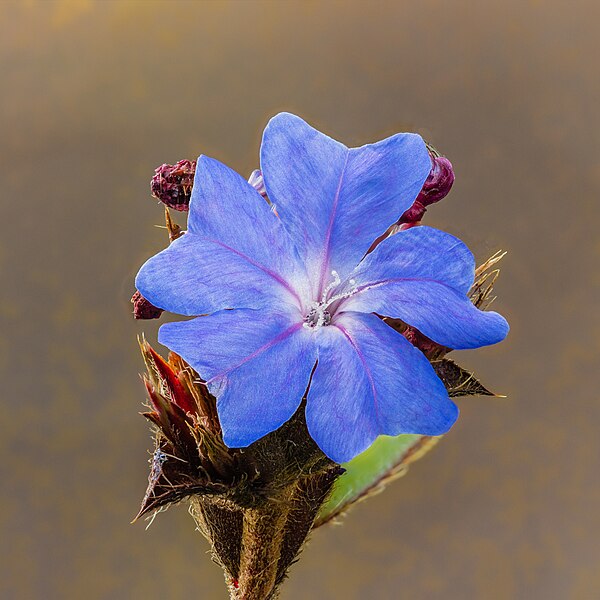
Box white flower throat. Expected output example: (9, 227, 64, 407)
(303, 270, 360, 329)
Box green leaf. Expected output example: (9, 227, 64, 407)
(314, 434, 439, 527)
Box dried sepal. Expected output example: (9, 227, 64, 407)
(273, 465, 344, 584)
(135, 437, 230, 521)
(470, 250, 506, 310)
(470, 269, 500, 309)
(145, 342, 199, 415)
(432, 358, 497, 398)
(168, 351, 220, 434)
(189, 423, 238, 482)
(474, 249, 507, 277)
(140, 375, 197, 458)
(135, 339, 241, 521)
(164, 206, 183, 242)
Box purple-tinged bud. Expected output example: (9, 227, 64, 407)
(418, 155, 455, 207)
(399, 199, 426, 224)
(248, 169, 268, 199)
(150, 159, 197, 211)
(399, 153, 455, 226)
(131, 290, 164, 320)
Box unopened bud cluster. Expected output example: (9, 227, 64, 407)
(148, 150, 454, 226)
(151, 159, 197, 211)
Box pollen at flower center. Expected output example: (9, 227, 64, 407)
(304, 305, 332, 328)
(303, 270, 359, 329)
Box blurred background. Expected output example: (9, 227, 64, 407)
(1, 1, 598, 598)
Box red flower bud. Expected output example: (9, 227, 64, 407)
(131, 290, 164, 320)
(150, 159, 196, 211)
(418, 155, 455, 207)
(399, 153, 455, 226)
(399, 198, 427, 224)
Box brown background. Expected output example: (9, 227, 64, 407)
(1, 1, 598, 598)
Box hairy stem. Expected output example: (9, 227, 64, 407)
(235, 488, 294, 600)
(191, 498, 244, 582)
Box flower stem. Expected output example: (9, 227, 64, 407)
(190, 466, 342, 600)
(236, 491, 294, 599)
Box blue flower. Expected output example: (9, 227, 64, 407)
(136, 113, 509, 463)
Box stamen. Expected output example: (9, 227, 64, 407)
(303, 306, 331, 329)
(321, 280, 361, 310)
(321, 270, 341, 303)
(303, 272, 362, 329)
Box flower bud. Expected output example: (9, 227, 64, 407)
(150, 159, 196, 211)
(399, 153, 455, 226)
(418, 155, 455, 206)
(399, 199, 427, 225)
(131, 290, 164, 320)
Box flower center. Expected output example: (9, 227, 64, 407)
(304, 305, 332, 328)
(303, 270, 360, 329)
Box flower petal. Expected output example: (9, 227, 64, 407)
(341, 271, 508, 350)
(348, 282, 508, 350)
(350, 226, 476, 294)
(135, 233, 300, 315)
(187, 155, 308, 295)
(260, 113, 431, 292)
(338, 226, 509, 349)
(306, 312, 458, 463)
(158, 309, 318, 447)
